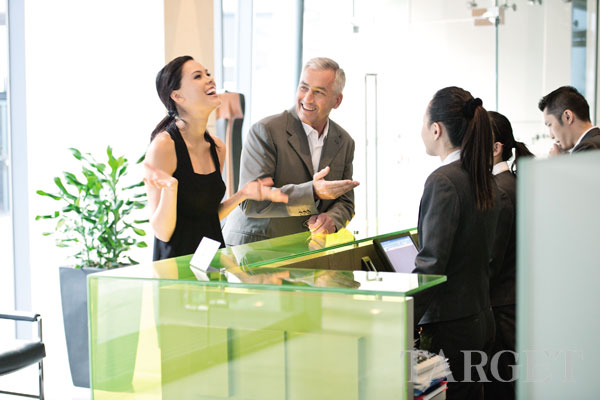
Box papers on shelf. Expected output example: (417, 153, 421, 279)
(413, 349, 451, 398)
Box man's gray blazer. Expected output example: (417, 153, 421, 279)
(223, 108, 356, 246)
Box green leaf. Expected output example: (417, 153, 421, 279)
(107, 149, 122, 173)
(132, 227, 146, 236)
(35, 214, 58, 220)
(56, 219, 65, 230)
(69, 148, 83, 160)
(82, 216, 97, 224)
(62, 204, 78, 213)
(117, 165, 127, 178)
(123, 181, 145, 190)
(36, 190, 62, 200)
(54, 177, 77, 200)
(63, 172, 83, 187)
(127, 256, 140, 265)
(133, 219, 149, 224)
(82, 168, 100, 185)
(136, 153, 146, 164)
(132, 201, 146, 209)
(91, 163, 106, 173)
(136, 241, 148, 248)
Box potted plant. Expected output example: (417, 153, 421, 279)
(36, 146, 148, 388)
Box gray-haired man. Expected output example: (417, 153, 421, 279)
(224, 57, 359, 246)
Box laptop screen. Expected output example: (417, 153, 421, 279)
(377, 235, 418, 273)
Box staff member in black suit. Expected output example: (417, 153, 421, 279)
(538, 86, 600, 155)
(414, 87, 500, 400)
(484, 111, 534, 400)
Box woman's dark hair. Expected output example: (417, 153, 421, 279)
(488, 111, 534, 174)
(151, 55, 194, 141)
(428, 86, 494, 211)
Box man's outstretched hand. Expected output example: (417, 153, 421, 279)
(312, 166, 360, 200)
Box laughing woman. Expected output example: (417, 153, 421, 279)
(144, 56, 287, 261)
(414, 87, 501, 400)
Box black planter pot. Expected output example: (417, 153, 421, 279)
(59, 266, 102, 388)
(60, 265, 143, 391)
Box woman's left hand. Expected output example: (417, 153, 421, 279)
(242, 177, 288, 203)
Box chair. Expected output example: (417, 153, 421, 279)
(0, 311, 45, 399)
(215, 92, 245, 198)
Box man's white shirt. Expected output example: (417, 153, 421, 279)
(301, 120, 329, 174)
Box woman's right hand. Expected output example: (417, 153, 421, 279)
(241, 177, 288, 203)
(143, 162, 178, 191)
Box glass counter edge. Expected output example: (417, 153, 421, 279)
(235, 227, 418, 268)
(87, 272, 447, 297)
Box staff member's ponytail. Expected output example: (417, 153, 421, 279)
(489, 111, 534, 174)
(428, 87, 494, 211)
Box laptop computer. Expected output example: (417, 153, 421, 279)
(373, 233, 419, 273)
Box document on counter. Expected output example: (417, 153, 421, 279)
(190, 237, 221, 272)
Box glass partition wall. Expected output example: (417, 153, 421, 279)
(301, 0, 597, 236)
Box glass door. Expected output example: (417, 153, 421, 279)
(303, 0, 497, 236)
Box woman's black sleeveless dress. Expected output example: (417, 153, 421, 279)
(153, 128, 226, 261)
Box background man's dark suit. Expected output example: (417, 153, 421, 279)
(573, 127, 600, 152)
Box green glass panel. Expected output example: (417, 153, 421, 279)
(287, 331, 362, 400)
(229, 328, 286, 400)
(89, 276, 416, 399)
(89, 229, 446, 398)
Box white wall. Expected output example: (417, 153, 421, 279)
(24, 0, 164, 397)
(497, 0, 572, 155)
(302, 0, 575, 237)
(164, 0, 217, 131)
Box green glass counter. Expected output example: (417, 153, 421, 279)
(88, 229, 446, 399)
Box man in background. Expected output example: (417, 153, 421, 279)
(539, 86, 600, 155)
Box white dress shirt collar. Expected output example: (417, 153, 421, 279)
(492, 161, 510, 176)
(441, 149, 461, 166)
(570, 126, 598, 153)
(301, 120, 329, 139)
(301, 120, 329, 173)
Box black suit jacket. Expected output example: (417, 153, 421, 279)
(490, 171, 516, 307)
(413, 161, 500, 325)
(573, 127, 600, 152)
